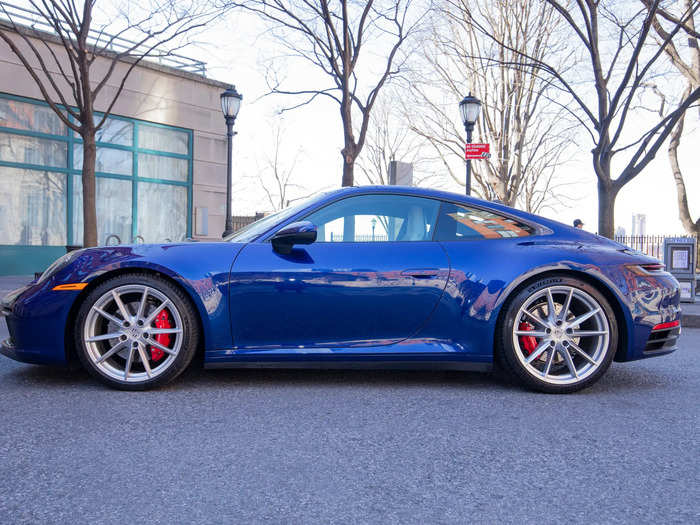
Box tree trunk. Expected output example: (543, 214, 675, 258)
(342, 152, 354, 187)
(341, 150, 355, 240)
(668, 112, 700, 236)
(81, 132, 98, 247)
(597, 179, 617, 239)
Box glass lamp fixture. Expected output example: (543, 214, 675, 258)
(220, 86, 243, 120)
(459, 93, 482, 127)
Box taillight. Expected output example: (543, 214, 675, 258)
(627, 263, 666, 275)
(652, 320, 680, 331)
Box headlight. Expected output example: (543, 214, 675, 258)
(36, 250, 84, 284)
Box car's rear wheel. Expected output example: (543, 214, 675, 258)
(497, 276, 618, 393)
(74, 274, 198, 390)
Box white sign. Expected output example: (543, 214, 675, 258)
(680, 281, 693, 300)
(672, 248, 690, 271)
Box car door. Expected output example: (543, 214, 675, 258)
(228, 193, 451, 352)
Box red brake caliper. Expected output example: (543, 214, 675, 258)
(518, 322, 538, 355)
(150, 309, 171, 361)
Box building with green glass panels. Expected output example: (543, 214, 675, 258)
(0, 23, 232, 275)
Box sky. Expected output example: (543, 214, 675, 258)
(160, 4, 700, 236)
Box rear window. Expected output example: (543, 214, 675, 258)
(434, 202, 535, 241)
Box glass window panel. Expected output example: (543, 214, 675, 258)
(0, 132, 67, 168)
(94, 116, 133, 146)
(304, 194, 439, 242)
(0, 167, 66, 245)
(137, 182, 187, 243)
(72, 177, 132, 245)
(434, 202, 535, 241)
(138, 124, 188, 154)
(73, 145, 132, 175)
(138, 153, 188, 182)
(0, 98, 66, 135)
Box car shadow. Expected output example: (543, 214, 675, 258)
(1, 360, 675, 395)
(590, 363, 676, 393)
(183, 366, 505, 390)
(3, 360, 513, 392)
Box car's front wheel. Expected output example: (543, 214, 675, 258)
(74, 274, 199, 390)
(497, 276, 618, 394)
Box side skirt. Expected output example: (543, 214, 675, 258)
(205, 359, 492, 372)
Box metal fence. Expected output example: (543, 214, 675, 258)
(328, 234, 390, 242)
(231, 213, 266, 232)
(614, 234, 698, 263)
(0, 2, 207, 75)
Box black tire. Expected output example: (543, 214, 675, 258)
(74, 273, 199, 390)
(495, 275, 618, 394)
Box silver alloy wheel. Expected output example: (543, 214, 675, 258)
(83, 285, 184, 383)
(511, 285, 610, 385)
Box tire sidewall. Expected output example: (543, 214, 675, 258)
(498, 275, 618, 394)
(74, 274, 198, 390)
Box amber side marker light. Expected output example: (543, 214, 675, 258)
(52, 283, 88, 291)
(652, 320, 680, 331)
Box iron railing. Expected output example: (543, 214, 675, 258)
(328, 234, 390, 242)
(0, 2, 207, 75)
(231, 213, 266, 232)
(614, 234, 697, 263)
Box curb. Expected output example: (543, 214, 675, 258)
(682, 314, 700, 329)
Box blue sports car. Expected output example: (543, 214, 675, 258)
(1, 186, 681, 392)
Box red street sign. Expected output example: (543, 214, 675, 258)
(465, 143, 490, 160)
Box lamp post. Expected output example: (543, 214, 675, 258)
(459, 93, 482, 196)
(220, 86, 243, 237)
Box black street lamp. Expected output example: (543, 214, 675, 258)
(459, 93, 482, 196)
(221, 86, 243, 237)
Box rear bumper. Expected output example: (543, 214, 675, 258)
(642, 323, 681, 357)
(611, 267, 682, 362)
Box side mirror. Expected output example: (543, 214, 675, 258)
(271, 221, 317, 254)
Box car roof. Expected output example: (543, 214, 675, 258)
(321, 186, 534, 221)
(244, 184, 607, 247)
(308, 186, 606, 244)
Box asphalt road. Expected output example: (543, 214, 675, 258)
(0, 317, 698, 524)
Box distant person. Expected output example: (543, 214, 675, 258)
(573, 219, 584, 229)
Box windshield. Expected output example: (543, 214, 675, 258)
(224, 195, 320, 243)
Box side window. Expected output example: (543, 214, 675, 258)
(304, 194, 440, 242)
(434, 202, 535, 240)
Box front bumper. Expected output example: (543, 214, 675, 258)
(1, 281, 77, 366)
(0, 333, 48, 365)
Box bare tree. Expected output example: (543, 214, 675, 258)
(258, 122, 305, 210)
(0, 1, 215, 246)
(406, 0, 576, 214)
(356, 98, 437, 187)
(229, 0, 425, 190)
(642, 0, 700, 236)
(464, 0, 700, 237)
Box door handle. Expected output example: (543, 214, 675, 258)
(401, 268, 439, 278)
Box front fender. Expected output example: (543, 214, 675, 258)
(57, 243, 245, 355)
